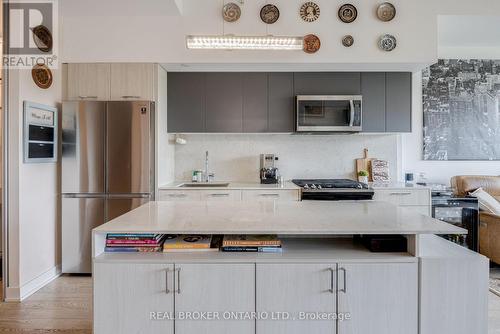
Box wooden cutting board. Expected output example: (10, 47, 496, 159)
(355, 149, 376, 182)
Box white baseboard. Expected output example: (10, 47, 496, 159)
(4, 265, 61, 302)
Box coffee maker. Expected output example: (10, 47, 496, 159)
(260, 154, 279, 184)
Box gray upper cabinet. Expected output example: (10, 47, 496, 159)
(205, 73, 243, 132)
(243, 73, 268, 133)
(294, 72, 361, 95)
(386, 72, 412, 132)
(361, 73, 386, 132)
(167, 73, 205, 133)
(167, 72, 411, 133)
(268, 73, 294, 132)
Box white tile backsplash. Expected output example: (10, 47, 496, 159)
(174, 134, 401, 182)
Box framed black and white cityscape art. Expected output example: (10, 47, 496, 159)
(423, 59, 500, 160)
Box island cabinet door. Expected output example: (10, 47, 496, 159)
(93, 263, 175, 334)
(174, 263, 255, 334)
(256, 264, 337, 334)
(337, 262, 418, 334)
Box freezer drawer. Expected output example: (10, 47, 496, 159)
(62, 196, 105, 273)
(62, 101, 106, 194)
(106, 102, 154, 194)
(106, 197, 150, 222)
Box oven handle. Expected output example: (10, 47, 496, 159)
(349, 100, 355, 127)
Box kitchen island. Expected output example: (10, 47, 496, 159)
(92, 201, 488, 334)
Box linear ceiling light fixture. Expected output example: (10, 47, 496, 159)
(186, 35, 303, 51)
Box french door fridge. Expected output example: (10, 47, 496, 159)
(62, 101, 155, 273)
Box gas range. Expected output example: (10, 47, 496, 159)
(292, 179, 374, 201)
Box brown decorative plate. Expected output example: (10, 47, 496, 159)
(342, 35, 354, 47)
(338, 4, 358, 23)
(222, 2, 241, 22)
(303, 34, 321, 53)
(32, 25, 53, 52)
(260, 4, 280, 24)
(300, 2, 320, 22)
(32, 64, 53, 89)
(377, 2, 396, 22)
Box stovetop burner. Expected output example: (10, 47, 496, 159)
(292, 179, 370, 190)
(292, 179, 374, 201)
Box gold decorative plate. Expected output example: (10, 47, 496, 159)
(222, 2, 241, 22)
(32, 64, 53, 89)
(338, 4, 358, 23)
(300, 2, 320, 22)
(303, 34, 321, 53)
(260, 4, 280, 24)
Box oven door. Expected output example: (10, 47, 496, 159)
(296, 95, 362, 132)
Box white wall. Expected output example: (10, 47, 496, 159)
(5, 68, 61, 300)
(174, 134, 401, 182)
(59, 0, 438, 69)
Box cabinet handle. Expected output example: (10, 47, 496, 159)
(122, 95, 141, 99)
(339, 267, 347, 293)
(210, 193, 230, 197)
(168, 194, 187, 198)
(389, 192, 412, 196)
(259, 194, 280, 197)
(165, 268, 171, 294)
(175, 268, 181, 294)
(328, 268, 335, 294)
(78, 96, 98, 99)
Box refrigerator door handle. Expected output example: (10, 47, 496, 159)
(106, 194, 152, 199)
(62, 194, 108, 199)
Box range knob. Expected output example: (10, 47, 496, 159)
(317, 185, 322, 189)
(304, 184, 310, 189)
(310, 184, 317, 190)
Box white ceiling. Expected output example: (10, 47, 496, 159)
(439, 15, 500, 47)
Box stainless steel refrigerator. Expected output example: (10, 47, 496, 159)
(61, 101, 155, 273)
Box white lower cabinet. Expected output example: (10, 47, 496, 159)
(174, 263, 255, 334)
(337, 262, 418, 334)
(94, 261, 417, 334)
(256, 264, 337, 334)
(94, 263, 174, 334)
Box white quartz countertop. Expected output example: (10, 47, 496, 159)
(158, 181, 300, 190)
(94, 200, 466, 235)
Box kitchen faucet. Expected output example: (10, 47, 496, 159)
(204, 151, 214, 182)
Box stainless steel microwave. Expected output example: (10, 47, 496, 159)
(296, 95, 363, 133)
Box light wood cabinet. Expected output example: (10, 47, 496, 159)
(66, 63, 111, 100)
(373, 188, 432, 216)
(159, 190, 201, 201)
(110, 63, 155, 101)
(337, 262, 418, 334)
(174, 263, 255, 334)
(256, 264, 337, 334)
(94, 262, 174, 334)
(241, 189, 300, 201)
(198, 190, 241, 201)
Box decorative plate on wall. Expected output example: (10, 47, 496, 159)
(32, 64, 53, 89)
(379, 34, 397, 51)
(342, 35, 354, 47)
(32, 25, 53, 52)
(338, 4, 358, 23)
(260, 4, 280, 24)
(222, 2, 241, 22)
(300, 2, 320, 22)
(303, 34, 321, 53)
(376, 2, 396, 22)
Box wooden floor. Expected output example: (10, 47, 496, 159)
(0, 275, 499, 333)
(0, 276, 92, 333)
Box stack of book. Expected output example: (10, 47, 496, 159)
(105, 234, 166, 252)
(163, 235, 219, 252)
(221, 235, 282, 253)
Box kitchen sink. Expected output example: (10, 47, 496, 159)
(177, 182, 230, 188)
